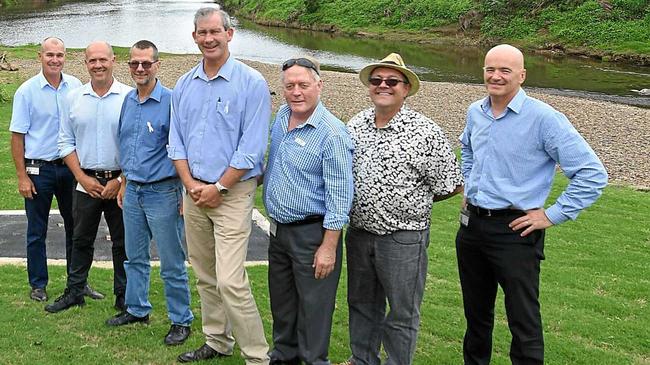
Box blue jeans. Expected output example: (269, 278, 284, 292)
(346, 226, 429, 365)
(122, 178, 193, 325)
(25, 163, 74, 289)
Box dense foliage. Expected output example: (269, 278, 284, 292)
(222, 0, 650, 55)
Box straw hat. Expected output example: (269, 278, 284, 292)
(359, 53, 420, 96)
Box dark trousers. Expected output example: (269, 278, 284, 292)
(268, 220, 342, 365)
(66, 186, 127, 297)
(24, 163, 74, 289)
(456, 210, 545, 365)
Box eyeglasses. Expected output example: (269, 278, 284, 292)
(282, 58, 320, 75)
(127, 60, 158, 70)
(368, 77, 408, 87)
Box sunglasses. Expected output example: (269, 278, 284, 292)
(127, 60, 158, 70)
(282, 58, 320, 75)
(368, 77, 409, 87)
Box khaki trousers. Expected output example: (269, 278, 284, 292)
(183, 179, 269, 364)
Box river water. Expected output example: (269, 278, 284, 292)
(1, 0, 649, 106)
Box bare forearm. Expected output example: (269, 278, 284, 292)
(433, 185, 464, 202)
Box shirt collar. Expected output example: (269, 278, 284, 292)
(193, 55, 235, 82)
(277, 101, 325, 131)
(129, 79, 163, 103)
(81, 77, 123, 97)
(481, 88, 527, 116)
(38, 70, 69, 89)
(366, 104, 409, 132)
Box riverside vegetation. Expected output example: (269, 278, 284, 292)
(223, 0, 650, 64)
(0, 46, 648, 364)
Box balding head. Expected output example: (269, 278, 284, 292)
(483, 44, 526, 103)
(85, 41, 114, 59)
(41, 37, 65, 52)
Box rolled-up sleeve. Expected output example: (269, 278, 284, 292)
(57, 92, 77, 158)
(322, 133, 354, 230)
(167, 81, 187, 161)
(229, 78, 271, 170)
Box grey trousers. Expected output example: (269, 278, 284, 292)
(346, 226, 429, 365)
(268, 220, 342, 365)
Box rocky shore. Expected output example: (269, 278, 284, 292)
(9, 52, 650, 189)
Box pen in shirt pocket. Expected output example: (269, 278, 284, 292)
(216, 97, 221, 110)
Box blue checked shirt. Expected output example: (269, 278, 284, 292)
(264, 102, 354, 230)
(118, 80, 177, 183)
(10, 71, 82, 161)
(460, 88, 608, 225)
(168, 56, 271, 182)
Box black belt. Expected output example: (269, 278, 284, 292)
(196, 179, 215, 185)
(282, 215, 324, 226)
(466, 203, 524, 217)
(83, 169, 122, 179)
(130, 176, 178, 185)
(25, 158, 65, 166)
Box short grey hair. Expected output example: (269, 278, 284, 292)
(40, 37, 65, 52)
(194, 6, 233, 31)
(281, 68, 321, 84)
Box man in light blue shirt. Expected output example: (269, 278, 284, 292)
(46, 41, 132, 314)
(168, 7, 271, 364)
(456, 44, 608, 365)
(10, 37, 82, 302)
(264, 56, 353, 365)
(104, 40, 193, 347)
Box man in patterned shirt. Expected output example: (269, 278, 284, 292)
(341, 53, 464, 365)
(264, 56, 354, 365)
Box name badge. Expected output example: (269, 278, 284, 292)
(26, 166, 40, 175)
(460, 208, 470, 227)
(295, 137, 306, 147)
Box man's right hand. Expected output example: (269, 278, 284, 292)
(18, 175, 37, 199)
(185, 179, 205, 203)
(78, 175, 104, 199)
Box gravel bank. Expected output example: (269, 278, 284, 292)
(8, 52, 650, 189)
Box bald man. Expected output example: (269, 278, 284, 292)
(10, 37, 82, 302)
(456, 44, 607, 364)
(46, 41, 133, 313)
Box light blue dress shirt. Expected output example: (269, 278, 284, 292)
(264, 102, 354, 230)
(459, 88, 608, 225)
(168, 56, 271, 182)
(10, 71, 82, 160)
(58, 79, 133, 170)
(118, 80, 176, 183)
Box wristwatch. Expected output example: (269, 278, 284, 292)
(214, 181, 229, 195)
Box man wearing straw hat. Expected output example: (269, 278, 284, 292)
(340, 53, 463, 365)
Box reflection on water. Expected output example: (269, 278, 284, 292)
(1, 0, 649, 104)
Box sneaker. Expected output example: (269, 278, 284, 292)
(30, 287, 48, 302)
(164, 324, 191, 346)
(44, 289, 85, 313)
(83, 284, 105, 300)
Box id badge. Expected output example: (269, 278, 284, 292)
(459, 208, 470, 227)
(269, 219, 277, 237)
(25, 162, 40, 175)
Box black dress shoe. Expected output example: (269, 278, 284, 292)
(44, 289, 85, 313)
(114, 294, 126, 312)
(270, 357, 302, 365)
(83, 284, 105, 300)
(177, 343, 229, 363)
(164, 324, 191, 346)
(30, 287, 48, 302)
(106, 311, 149, 326)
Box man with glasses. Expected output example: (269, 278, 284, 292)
(46, 41, 132, 314)
(168, 6, 271, 364)
(456, 44, 607, 365)
(10, 37, 87, 303)
(340, 53, 463, 365)
(264, 56, 353, 365)
(103, 40, 193, 346)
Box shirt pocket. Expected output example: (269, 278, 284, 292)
(142, 119, 169, 150)
(215, 98, 241, 133)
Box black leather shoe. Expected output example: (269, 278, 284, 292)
(164, 324, 191, 346)
(270, 357, 302, 365)
(106, 311, 149, 326)
(114, 294, 126, 312)
(30, 287, 48, 302)
(44, 289, 85, 313)
(177, 343, 229, 363)
(84, 284, 105, 300)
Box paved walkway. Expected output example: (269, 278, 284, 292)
(0, 210, 270, 265)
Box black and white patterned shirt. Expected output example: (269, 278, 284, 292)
(347, 105, 463, 235)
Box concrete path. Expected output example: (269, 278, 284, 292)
(0, 210, 270, 265)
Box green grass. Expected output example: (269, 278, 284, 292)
(1, 179, 649, 364)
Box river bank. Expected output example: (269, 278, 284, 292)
(4, 51, 649, 189)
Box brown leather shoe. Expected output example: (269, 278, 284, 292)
(177, 343, 229, 363)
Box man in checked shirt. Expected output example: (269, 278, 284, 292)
(264, 56, 354, 365)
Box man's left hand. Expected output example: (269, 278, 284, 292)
(193, 184, 223, 209)
(101, 179, 121, 200)
(509, 208, 553, 237)
(313, 243, 336, 279)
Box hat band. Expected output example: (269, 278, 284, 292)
(380, 61, 400, 66)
